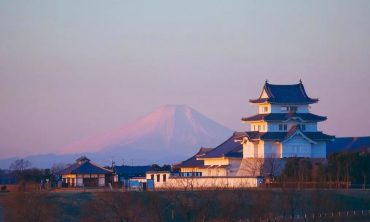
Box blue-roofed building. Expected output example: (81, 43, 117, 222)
(58, 156, 113, 187)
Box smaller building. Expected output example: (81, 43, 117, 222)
(114, 165, 152, 188)
(58, 156, 113, 187)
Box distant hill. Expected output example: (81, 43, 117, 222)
(327, 136, 370, 155)
(0, 105, 233, 168)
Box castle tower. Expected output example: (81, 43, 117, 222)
(237, 81, 334, 159)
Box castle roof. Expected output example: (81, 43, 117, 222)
(250, 81, 319, 104)
(241, 112, 327, 122)
(235, 128, 334, 143)
(199, 134, 243, 159)
(173, 147, 213, 168)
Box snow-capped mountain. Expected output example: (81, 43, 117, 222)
(61, 104, 232, 165)
(0, 105, 232, 168)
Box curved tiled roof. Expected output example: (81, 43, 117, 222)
(173, 147, 213, 168)
(200, 134, 243, 158)
(250, 82, 319, 104)
(236, 128, 334, 142)
(58, 157, 113, 175)
(242, 113, 327, 122)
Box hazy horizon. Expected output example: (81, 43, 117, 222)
(1, 0, 370, 158)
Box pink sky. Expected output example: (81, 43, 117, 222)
(0, 0, 370, 157)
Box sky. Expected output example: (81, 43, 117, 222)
(1, 0, 370, 158)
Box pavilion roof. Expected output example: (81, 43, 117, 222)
(58, 156, 113, 175)
(250, 81, 319, 104)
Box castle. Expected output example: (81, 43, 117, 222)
(132, 81, 335, 189)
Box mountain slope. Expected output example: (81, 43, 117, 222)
(0, 105, 232, 168)
(62, 104, 231, 155)
(59, 105, 233, 165)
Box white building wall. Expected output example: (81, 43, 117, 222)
(258, 104, 271, 114)
(267, 123, 279, 132)
(267, 121, 317, 132)
(257, 141, 264, 158)
(250, 122, 268, 132)
(143, 172, 260, 189)
(243, 141, 265, 158)
(270, 105, 309, 113)
(76, 177, 83, 187)
(153, 176, 260, 189)
(243, 141, 256, 158)
(227, 159, 243, 176)
(305, 123, 317, 132)
(282, 135, 312, 158)
(311, 142, 326, 158)
(264, 141, 282, 158)
(98, 175, 105, 186)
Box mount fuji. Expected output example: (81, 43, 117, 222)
(0, 105, 233, 168)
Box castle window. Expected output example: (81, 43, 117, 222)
(289, 106, 298, 112)
(263, 106, 268, 112)
(281, 106, 297, 112)
(162, 174, 166, 182)
(279, 124, 288, 131)
(301, 124, 306, 131)
(156, 174, 160, 182)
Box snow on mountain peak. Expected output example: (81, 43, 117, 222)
(59, 105, 233, 162)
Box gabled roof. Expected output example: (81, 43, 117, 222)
(199, 134, 243, 159)
(250, 81, 319, 104)
(58, 156, 113, 175)
(242, 113, 327, 122)
(236, 128, 334, 143)
(173, 148, 213, 168)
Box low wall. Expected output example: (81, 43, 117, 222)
(154, 176, 260, 190)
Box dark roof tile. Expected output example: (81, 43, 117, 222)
(58, 158, 113, 175)
(201, 134, 243, 158)
(173, 148, 213, 168)
(242, 113, 327, 122)
(250, 82, 318, 104)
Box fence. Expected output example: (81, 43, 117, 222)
(241, 209, 370, 222)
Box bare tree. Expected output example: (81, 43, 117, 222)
(9, 159, 31, 172)
(51, 163, 68, 174)
(237, 158, 264, 177)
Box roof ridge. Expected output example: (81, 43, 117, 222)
(89, 161, 114, 173)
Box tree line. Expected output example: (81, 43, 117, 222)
(276, 152, 370, 188)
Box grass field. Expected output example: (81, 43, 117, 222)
(0, 189, 370, 222)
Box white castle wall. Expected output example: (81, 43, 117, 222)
(144, 172, 260, 189)
(282, 135, 312, 157)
